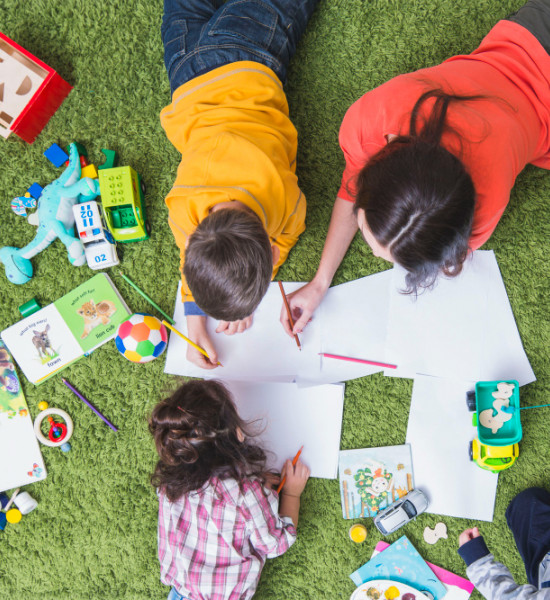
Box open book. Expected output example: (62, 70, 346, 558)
(2, 273, 130, 385)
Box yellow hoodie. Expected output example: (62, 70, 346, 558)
(160, 61, 306, 305)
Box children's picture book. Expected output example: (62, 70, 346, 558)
(349, 536, 447, 600)
(1, 273, 131, 385)
(339, 444, 414, 519)
(0, 341, 47, 492)
(371, 541, 474, 600)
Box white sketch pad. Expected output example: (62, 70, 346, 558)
(226, 381, 344, 479)
(406, 375, 498, 521)
(385, 251, 535, 385)
(164, 282, 322, 382)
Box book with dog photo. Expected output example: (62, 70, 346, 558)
(1, 273, 131, 385)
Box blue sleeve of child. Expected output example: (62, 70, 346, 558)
(184, 301, 206, 317)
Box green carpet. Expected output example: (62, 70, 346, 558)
(1, 1, 549, 599)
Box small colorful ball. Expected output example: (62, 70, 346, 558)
(115, 313, 168, 363)
(38, 401, 49, 411)
(6, 508, 22, 524)
(61, 442, 71, 453)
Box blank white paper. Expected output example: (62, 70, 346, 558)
(406, 375, 498, 521)
(164, 282, 322, 382)
(385, 251, 535, 385)
(226, 381, 344, 479)
(310, 270, 395, 384)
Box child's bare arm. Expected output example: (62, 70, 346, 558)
(186, 315, 219, 369)
(278, 458, 310, 527)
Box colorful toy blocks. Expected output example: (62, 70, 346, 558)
(0, 32, 72, 143)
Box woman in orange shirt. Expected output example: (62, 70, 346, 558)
(282, 1, 550, 336)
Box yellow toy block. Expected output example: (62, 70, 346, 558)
(81, 164, 98, 179)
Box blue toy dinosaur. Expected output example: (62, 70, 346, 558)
(0, 143, 100, 284)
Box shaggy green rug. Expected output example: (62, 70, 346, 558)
(1, 1, 549, 599)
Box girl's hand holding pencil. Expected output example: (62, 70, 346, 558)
(279, 458, 310, 497)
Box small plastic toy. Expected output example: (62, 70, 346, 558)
(0, 143, 99, 284)
(372, 489, 429, 536)
(34, 407, 73, 451)
(98, 166, 150, 242)
(467, 380, 522, 473)
(27, 183, 43, 199)
(44, 143, 69, 168)
(13, 491, 38, 515)
(348, 523, 367, 543)
(72, 200, 119, 270)
(115, 313, 168, 363)
(0, 32, 72, 143)
(11, 195, 37, 217)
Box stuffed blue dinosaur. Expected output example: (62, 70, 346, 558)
(0, 143, 100, 284)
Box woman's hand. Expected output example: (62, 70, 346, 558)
(280, 279, 328, 336)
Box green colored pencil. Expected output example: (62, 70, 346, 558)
(118, 271, 174, 324)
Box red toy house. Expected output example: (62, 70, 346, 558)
(0, 32, 72, 143)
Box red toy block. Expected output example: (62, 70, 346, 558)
(0, 32, 72, 144)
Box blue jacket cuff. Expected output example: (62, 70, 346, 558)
(458, 536, 491, 566)
(184, 301, 206, 317)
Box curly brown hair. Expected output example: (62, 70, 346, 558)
(149, 380, 268, 502)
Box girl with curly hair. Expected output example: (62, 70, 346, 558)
(149, 379, 310, 600)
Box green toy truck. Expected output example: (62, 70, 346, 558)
(98, 166, 150, 243)
(467, 380, 522, 473)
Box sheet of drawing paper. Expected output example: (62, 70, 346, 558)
(373, 541, 474, 600)
(164, 282, 322, 382)
(225, 381, 344, 479)
(385, 252, 489, 380)
(406, 375, 498, 521)
(305, 270, 394, 384)
(384, 251, 535, 385)
(0, 341, 47, 492)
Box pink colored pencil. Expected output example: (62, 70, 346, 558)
(319, 352, 397, 370)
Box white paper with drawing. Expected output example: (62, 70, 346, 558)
(164, 282, 322, 382)
(406, 375, 498, 521)
(225, 381, 344, 479)
(385, 251, 535, 385)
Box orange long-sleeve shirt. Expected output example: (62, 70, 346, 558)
(338, 20, 550, 250)
(160, 62, 306, 305)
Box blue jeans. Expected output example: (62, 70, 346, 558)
(161, 0, 320, 94)
(167, 586, 190, 600)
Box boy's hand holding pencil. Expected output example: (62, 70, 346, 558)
(184, 316, 220, 369)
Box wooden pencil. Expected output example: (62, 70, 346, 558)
(278, 281, 301, 350)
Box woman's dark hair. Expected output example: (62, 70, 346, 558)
(149, 380, 267, 502)
(354, 89, 480, 293)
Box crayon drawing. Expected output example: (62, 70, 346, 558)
(339, 444, 414, 519)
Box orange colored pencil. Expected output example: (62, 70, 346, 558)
(278, 281, 301, 351)
(276, 445, 304, 494)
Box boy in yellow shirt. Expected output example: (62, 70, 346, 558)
(160, 0, 319, 369)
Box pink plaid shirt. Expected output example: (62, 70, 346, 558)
(158, 477, 297, 600)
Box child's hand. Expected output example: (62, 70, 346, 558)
(216, 315, 253, 335)
(280, 281, 324, 337)
(186, 315, 219, 370)
(459, 527, 481, 547)
(280, 458, 310, 497)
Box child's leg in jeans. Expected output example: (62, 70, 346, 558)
(162, 0, 321, 94)
(505, 487, 550, 587)
(161, 0, 224, 93)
